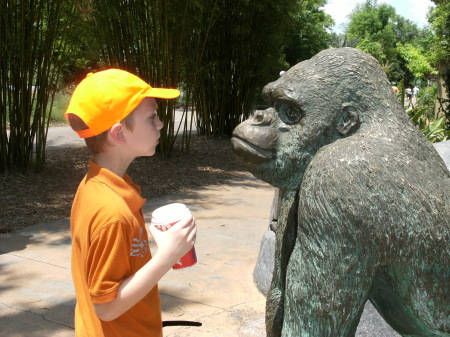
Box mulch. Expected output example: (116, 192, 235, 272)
(0, 136, 250, 233)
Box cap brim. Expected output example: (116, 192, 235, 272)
(145, 87, 180, 99)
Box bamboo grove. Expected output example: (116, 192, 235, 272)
(0, 1, 75, 173)
(1, 0, 298, 172)
(87, 0, 296, 151)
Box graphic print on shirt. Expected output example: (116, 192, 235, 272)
(130, 227, 148, 257)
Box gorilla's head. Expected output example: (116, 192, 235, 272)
(232, 48, 399, 189)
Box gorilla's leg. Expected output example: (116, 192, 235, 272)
(371, 265, 450, 337)
(281, 237, 374, 337)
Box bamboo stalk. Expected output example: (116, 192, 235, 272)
(0, 0, 74, 172)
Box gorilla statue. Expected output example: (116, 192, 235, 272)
(231, 48, 450, 337)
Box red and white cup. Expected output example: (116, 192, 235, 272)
(151, 203, 197, 269)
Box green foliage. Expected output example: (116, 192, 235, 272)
(87, 0, 301, 147)
(49, 92, 72, 125)
(283, 0, 334, 67)
(407, 85, 449, 143)
(428, 1, 450, 131)
(397, 43, 437, 79)
(419, 85, 439, 107)
(59, 4, 103, 85)
(189, 0, 297, 137)
(347, 0, 399, 59)
(0, 0, 75, 173)
(356, 39, 386, 62)
(428, 0, 450, 63)
(411, 110, 449, 143)
(345, 0, 428, 83)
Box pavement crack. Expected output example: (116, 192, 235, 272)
(160, 292, 228, 311)
(0, 252, 68, 270)
(0, 302, 74, 330)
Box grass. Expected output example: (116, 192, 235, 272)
(49, 91, 71, 126)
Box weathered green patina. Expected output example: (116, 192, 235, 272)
(231, 48, 450, 336)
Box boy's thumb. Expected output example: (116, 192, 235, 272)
(149, 225, 162, 239)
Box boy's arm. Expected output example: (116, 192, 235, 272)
(94, 215, 196, 321)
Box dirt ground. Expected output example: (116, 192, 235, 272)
(0, 136, 250, 233)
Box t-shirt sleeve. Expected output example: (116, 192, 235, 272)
(86, 220, 132, 304)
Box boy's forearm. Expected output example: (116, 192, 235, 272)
(94, 252, 175, 321)
(94, 216, 196, 321)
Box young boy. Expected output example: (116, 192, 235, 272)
(65, 69, 197, 337)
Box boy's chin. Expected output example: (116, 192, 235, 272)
(144, 148, 157, 157)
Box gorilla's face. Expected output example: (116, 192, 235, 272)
(232, 58, 340, 189)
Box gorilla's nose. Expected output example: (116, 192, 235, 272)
(231, 107, 278, 169)
(252, 108, 276, 126)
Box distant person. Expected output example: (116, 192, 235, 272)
(391, 82, 398, 94)
(406, 87, 412, 102)
(65, 69, 197, 337)
(413, 85, 420, 104)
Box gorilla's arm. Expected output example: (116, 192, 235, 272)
(280, 149, 378, 336)
(266, 189, 298, 337)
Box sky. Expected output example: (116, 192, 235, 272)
(323, 0, 435, 33)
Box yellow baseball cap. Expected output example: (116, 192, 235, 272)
(64, 69, 180, 138)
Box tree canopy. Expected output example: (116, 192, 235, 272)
(283, 0, 334, 67)
(343, 0, 434, 84)
(397, 43, 437, 79)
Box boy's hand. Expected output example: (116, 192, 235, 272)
(94, 215, 197, 322)
(149, 214, 197, 267)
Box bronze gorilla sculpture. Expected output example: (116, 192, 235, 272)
(231, 48, 450, 337)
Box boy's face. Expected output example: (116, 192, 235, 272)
(124, 97, 163, 157)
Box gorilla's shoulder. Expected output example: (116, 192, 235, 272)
(312, 136, 407, 165)
(303, 135, 422, 188)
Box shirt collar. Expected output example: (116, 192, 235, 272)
(86, 159, 146, 213)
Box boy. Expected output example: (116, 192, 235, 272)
(65, 69, 197, 336)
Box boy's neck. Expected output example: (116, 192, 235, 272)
(93, 151, 133, 178)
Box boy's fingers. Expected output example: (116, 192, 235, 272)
(169, 215, 195, 231)
(178, 215, 194, 227)
(148, 225, 162, 239)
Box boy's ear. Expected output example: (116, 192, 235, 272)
(110, 123, 126, 144)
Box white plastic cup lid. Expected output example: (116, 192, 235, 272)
(151, 203, 191, 226)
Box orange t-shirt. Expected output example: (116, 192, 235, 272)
(70, 159, 162, 337)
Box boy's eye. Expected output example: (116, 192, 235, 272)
(274, 102, 305, 125)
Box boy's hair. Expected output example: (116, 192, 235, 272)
(67, 109, 136, 154)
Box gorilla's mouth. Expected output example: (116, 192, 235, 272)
(231, 136, 273, 167)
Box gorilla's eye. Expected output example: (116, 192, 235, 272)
(275, 102, 305, 125)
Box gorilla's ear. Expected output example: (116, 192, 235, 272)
(337, 104, 360, 136)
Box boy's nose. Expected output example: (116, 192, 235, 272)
(157, 118, 164, 130)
